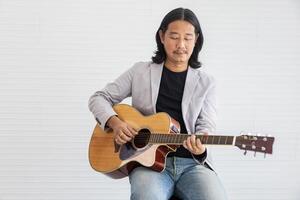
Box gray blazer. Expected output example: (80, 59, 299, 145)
(88, 61, 217, 169)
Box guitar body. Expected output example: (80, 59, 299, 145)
(88, 104, 178, 179)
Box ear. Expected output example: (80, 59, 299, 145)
(159, 30, 164, 44)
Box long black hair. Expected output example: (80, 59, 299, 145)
(151, 8, 204, 69)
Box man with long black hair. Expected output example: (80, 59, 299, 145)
(89, 7, 227, 200)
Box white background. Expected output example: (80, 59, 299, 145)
(0, 0, 299, 199)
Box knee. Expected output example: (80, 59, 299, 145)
(131, 190, 168, 200)
(129, 167, 172, 200)
(130, 179, 168, 200)
(130, 174, 170, 200)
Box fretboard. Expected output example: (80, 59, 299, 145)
(148, 134, 235, 145)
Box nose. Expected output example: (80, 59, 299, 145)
(176, 38, 185, 49)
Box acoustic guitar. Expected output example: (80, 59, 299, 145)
(88, 104, 275, 179)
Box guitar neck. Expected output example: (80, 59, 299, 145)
(149, 134, 235, 145)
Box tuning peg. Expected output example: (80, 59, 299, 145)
(264, 153, 266, 158)
(254, 151, 256, 157)
(244, 150, 247, 155)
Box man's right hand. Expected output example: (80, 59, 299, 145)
(107, 115, 138, 145)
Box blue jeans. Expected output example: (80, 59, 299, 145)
(129, 156, 227, 200)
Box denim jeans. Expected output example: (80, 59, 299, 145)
(129, 156, 227, 200)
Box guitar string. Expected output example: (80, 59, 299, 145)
(132, 134, 234, 145)
(130, 135, 269, 150)
(127, 139, 269, 152)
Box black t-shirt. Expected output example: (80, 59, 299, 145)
(156, 65, 206, 160)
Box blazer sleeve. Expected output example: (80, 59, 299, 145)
(195, 77, 217, 134)
(88, 63, 138, 130)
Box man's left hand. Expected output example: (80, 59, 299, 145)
(183, 134, 206, 155)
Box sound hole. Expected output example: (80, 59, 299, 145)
(133, 128, 151, 149)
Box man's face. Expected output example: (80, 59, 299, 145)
(159, 20, 198, 65)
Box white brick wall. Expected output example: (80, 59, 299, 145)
(0, 0, 299, 199)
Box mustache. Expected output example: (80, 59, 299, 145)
(174, 50, 187, 54)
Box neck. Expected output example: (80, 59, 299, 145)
(164, 60, 188, 72)
(148, 134, 235, 145)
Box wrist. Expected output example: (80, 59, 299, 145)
(193, 147, 207, 156)
(107, 115, 120, 129)
(192, 148, 207, 163)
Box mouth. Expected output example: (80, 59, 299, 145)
(174, 51, 186, 55)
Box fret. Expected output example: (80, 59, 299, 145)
(207, 135, 213, 144)
(202, 135, 208, 144)
(176, 134, 181, 144)
(171, 134, 175, 144)
(164, 134, 169, 144)
(164, 134, 168, 143)
(149, 134, 153, 143)
(213, 136, 220, 144)
(158, 134, 161, 143)
(152, 134, 156, 143)
(174, 134, 178, 144)
(220, 136, 226, 144)
(175, 135, 179, 144)
(205, 135, 209, 144)
(168, 134, 171, 143)
(173, 134, 176, 144)
(214, 136, 220, 144)
(226, 136, 234, 145)
(211, 135, 215, 144)
(211, 136, 215, 144)
(166, 134, 170, 143)
(153, 134, 157, 143)
(158, 134, 162, 143)
(165, 134, 169, 143)
(181, 134, 186, 144)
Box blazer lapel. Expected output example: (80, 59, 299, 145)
(150, 62, 164, 113)
(182, 67, 199, 124)
(149, 63, 199, 119)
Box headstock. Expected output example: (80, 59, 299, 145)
(235, 133, 275, 156)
